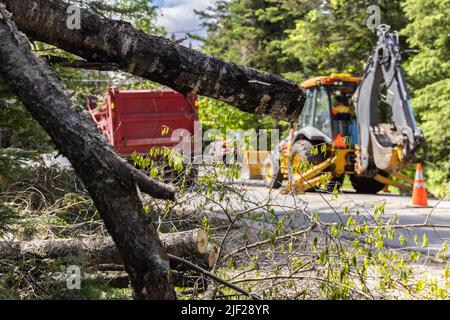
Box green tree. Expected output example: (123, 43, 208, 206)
(196, 1, 409, 133)
(196, 0, 297, 133)
(198, 96, 279, 133)
(77, 0, 163, 34)
(197, 0, 303, 74)
(0, 99, 51, 151)
(283, 0, 409, 80)
(401, 0, 450, 196)
(0, 0, 163, 151)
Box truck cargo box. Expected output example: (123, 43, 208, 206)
(88, 87, 198, 156)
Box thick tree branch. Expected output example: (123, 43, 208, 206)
(0, 0, 306, 121)
(0, 75, 10, 94)
(129, 166, 176, 201)
(0, 6, 175, 299)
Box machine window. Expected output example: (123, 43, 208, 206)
(330, 85, 358, 144)
(314, 87, 332, 137)
(299, 89, 314, 128)
(330, 86, 356, 117)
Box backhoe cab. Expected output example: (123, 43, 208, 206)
(261, 25, 423, 194)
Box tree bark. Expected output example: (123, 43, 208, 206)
(0, 0, 306, 121)
(0, 230, 209, 266)
(0, 7, 175, 299)
(57, 272, 207, 290)
(0, 76, 8, 94)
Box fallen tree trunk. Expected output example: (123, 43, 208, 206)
(83, 273, 131, 289)
(55, 272, 208, 290)
(94, 244, 219, 272)
(0, 0, 306, 121)
(0, 230, 215, 269)
(0, 7, 175, 299)
(161, 229, 208, 258)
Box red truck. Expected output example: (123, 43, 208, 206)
(88, 87, 198, 157)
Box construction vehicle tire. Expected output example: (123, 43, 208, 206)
(288, 140, 327, 191)
(262, 155, 283, 189)
(291, 140, 327, 166)
(350, 175, 385, 194)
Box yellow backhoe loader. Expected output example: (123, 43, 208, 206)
(256, 25, 424, 194)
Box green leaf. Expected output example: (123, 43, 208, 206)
(422, 234, 429, 248)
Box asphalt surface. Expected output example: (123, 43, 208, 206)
(217, 179, 450, 258)
(40, 154, 450, 257)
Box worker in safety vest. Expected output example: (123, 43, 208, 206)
(331, 95, 351, 116)
(331, 94, 353, 147)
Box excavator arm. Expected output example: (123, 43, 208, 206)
(352, 25, 423, 174)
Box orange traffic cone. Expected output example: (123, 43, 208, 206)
(411, 163, 428, 207)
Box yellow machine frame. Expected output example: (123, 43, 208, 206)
(300, 73, 361, 89)
(280, 145, 414, 194)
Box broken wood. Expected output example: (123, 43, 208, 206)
(161, 229, 208, 258)
(0, 0, 306, 121)
(171, 243, 219, 271)
(0, 7, 175, 299)
(202, 244, 219, 270)
(85, 273, 131, 289)
(0, 229, 209, 266)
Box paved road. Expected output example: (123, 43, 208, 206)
(40, 155, 450, 257)
(209, 179, 450, 257)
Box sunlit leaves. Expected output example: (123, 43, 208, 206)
(399, 234, 407, 246)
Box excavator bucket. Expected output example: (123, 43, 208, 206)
(352, 25, 423, 174)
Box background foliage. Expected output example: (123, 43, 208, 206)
(0, 0, 449, 300)
(401, 0, 450, 196)
(0, 0, 448, 190)
(197, 0, 449, 195)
